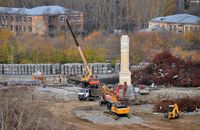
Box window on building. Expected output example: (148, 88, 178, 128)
(28, 26, 32, 32)
(178, 24, 183, 27)
(2, 15, 5, 20)
(24, 17, 26, 22)
(190, 27, 193, 31)
(77, 16, 80, 21)
(28, 17, 32, 22)
(10, 16, 13, 21)
(115, 0, 120, 4)
(185, 26, 188, 32)
(15, 25, 18, 31)
(67, 16, 71, 21)
(61, 25, 66, 31)
(173, 26, 176, 31)
(16, 16, 19, 22)
(19, 16, 22, 22)
(11, 25, 13, 31)
(169, 25, 172, 30)
(19, 26, 22, 31)
(23, 26, 26, 32)
(5, 15, 8, 21)
(60, 16, 64, 22)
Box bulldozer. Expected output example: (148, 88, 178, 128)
(100, 85, 131, 120)
(164, 103, 180, 119)
(66, 20, 100, 88)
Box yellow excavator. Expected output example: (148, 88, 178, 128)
(101, 85, 130, 120)
(164, 103, 180, 119)
(66, 20, 100, 88)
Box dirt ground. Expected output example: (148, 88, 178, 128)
(44, 100, 200, 130)
(1, 84, 199, 130)
(33, 86, 200, 130)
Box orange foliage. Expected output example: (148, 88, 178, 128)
(0, 29, 14, 43)
(84, 31, 101, 41)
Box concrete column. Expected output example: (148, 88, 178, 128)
(119, 35, 131, 85)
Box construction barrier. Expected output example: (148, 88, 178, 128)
(0, 63, 116, 75)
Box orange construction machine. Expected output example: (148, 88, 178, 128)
(114, 82, 128, 100)
(100, 85, 130, 120)
(66, 20, 100, 88)
(32, 71, 46, 87)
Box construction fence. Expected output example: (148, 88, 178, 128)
(0, 63, 114, 75)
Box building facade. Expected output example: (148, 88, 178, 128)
(149, 14, 200, 33)
(0, 6, 83, 36)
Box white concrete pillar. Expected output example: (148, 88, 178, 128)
(119, 35, 131, 85)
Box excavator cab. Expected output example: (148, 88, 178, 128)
(105, 101, 130, 120)
(164, 103, 179, 119)
(101, 85, 130, 120)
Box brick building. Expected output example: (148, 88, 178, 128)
(0, 5, 83, 36)
(148, 14, 200, 33)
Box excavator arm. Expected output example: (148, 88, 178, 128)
(101, 84, 130, 120)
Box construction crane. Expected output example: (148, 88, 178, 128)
(100, 85, 130, 120)
(66, 20, 100, 88)
(164, 103, 180, 119)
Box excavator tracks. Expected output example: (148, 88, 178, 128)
(103, 111, 119, 120)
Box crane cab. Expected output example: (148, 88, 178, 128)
(88, 78, 100, 87)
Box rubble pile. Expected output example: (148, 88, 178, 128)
(132, 51, 200, 87)
(154, 97, 200, 113)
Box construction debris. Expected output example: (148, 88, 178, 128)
(154, 96, 200, 113)
(132, 51, 200, 87)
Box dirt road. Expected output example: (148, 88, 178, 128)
(46, 100, 200, 130)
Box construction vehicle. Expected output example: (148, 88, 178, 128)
(114, 83, 128, 100)
(112, 82, 136, 105)
(32, 71, 46, 87)
(164, 103, 180, 119)
(78, 88, 102, 101)
(100, 85, 130, 120)
(66, 20, 100, 88)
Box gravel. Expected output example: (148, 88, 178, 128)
(138, 87, 200, 103)
(36, 86, 81, 101)
(74, 110, 143, 125)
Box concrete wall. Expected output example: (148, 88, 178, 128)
(0, 63, 147, 76)
(0, 63, 114, 75)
